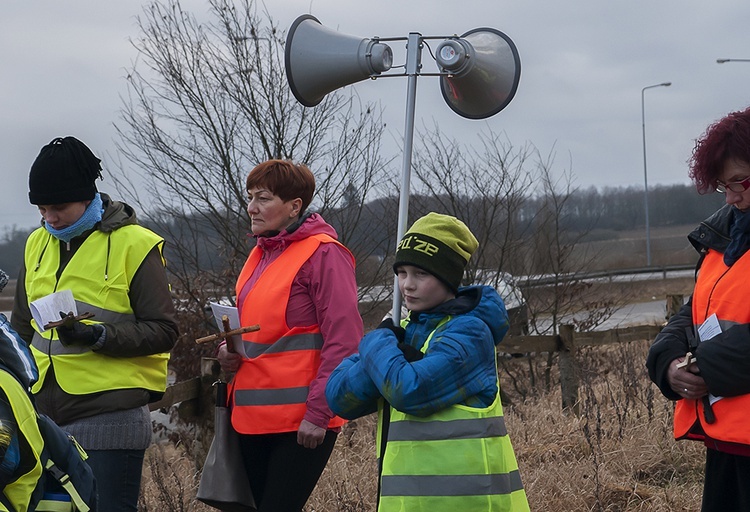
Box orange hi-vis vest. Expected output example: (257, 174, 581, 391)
(674, 249, 750, 445)
(230, 233, 350, 435)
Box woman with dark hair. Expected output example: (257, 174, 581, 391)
(216, 159, 363, 512)
(647, 106, 750, 511)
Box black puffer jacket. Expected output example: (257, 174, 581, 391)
(647, 204, 750, 400)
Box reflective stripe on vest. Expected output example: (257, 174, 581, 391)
(387, 415, 508, 441)
(674, 249, 750, 445)
(0, 371, 45, 510)
(377, 319, 529, 512)
(235, 386, 310, 406)
(24, 226, 170, 395)
(380, 471, 525, 497)
(32, 302, 135, 356)
(241, 331, 323, 358)
(230, 234, 351, 435)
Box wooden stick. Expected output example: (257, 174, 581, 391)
(675, 351, 697, 369)
(222, 315, 235, 353)
(195, 324, 260, 345)
(44, 311, 95, 330)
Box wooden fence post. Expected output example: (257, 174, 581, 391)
(558, 324, 580, 416)
(198, 357, 222, 422)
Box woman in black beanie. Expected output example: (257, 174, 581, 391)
(11, 136, 179, 511)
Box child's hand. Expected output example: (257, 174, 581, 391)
(377, 318, 405, 343)
(398, 342, 424, 362)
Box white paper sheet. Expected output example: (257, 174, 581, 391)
(209, 302, 247, 357)
(30, 289, 77, 331)
(698, 313, 723, 405)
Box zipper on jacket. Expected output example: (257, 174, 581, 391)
(104, 234, 111, 281)
(34, 234, 52, 272)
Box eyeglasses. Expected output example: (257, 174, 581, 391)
(716, 176, 750, 193)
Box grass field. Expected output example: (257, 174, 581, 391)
(139, 337, 706, 511)
(138, 269, 704, 510)
(572, 223, 700, 271)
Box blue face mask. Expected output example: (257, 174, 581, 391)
(44, 193, 104, 243)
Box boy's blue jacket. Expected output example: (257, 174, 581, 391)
(325, 285, 509, 419)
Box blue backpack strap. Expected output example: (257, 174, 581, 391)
(0, 362, 95, 512)
(36, 415, 95, 512)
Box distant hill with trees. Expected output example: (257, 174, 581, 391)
(0, 182, 724, 281)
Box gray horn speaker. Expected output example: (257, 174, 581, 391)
(436, 28, 521, 119)
(285, 15, 393, 107)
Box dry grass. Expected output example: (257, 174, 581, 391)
(140, 338, 706, 511)
(1, 226, 703, 511)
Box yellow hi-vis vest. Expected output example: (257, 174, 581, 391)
(24, 226, 170, 396)
(0, 370, 44, 511)
(377, 318, 529, 512)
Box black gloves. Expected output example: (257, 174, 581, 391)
(397, 342, 424, 362)
(377, 318, 405, 342)
(377, 318, 423, 362)
(56, 312, 104, 348)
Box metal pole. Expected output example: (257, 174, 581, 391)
(392, 33, 422, 323)
(640, 82, 670, 267)
(641, 87, 651, 267)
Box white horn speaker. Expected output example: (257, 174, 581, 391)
(436, 28, 521, 119)
(285, 15, 393, 107)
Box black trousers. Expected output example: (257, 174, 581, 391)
(239, 430, 337, 512)
(702, 448, 750, 512)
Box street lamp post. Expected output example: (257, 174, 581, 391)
(641, 81, 671, 267)
(717, 58, 750, 64)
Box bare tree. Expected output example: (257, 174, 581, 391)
(112, 0, 392, 378)
(410, 125, 533, 281)
(516, 149, 618, 336)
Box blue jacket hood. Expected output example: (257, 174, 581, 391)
(409, 285, 509, 346)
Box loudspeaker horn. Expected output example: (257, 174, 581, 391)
(285, 15, 393, 107)
(436, 28, 521, 119)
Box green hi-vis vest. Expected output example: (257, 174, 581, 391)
(376, 318, 529, 512)
(0, 370, 44, 511)
(24, 226, 170, 396)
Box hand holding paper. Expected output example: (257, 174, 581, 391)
(30, 289, 95, 331)
(193, 302, 260, 358)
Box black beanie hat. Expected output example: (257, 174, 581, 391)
(28, 136, 102, 205)
(393, 212, 479, 292)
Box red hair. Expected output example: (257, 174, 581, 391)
(689, 106, 750, 193)
(246, 160, 315, 214)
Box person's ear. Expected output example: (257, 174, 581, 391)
(289, 198, 303, 217)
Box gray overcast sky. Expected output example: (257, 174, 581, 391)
(2, 0, 749, 232)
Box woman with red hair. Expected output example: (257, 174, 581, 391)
(216, 159, 363, 512)
(648, 106, 750, 511)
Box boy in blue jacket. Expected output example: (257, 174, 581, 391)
(326, 212, 529, 511)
